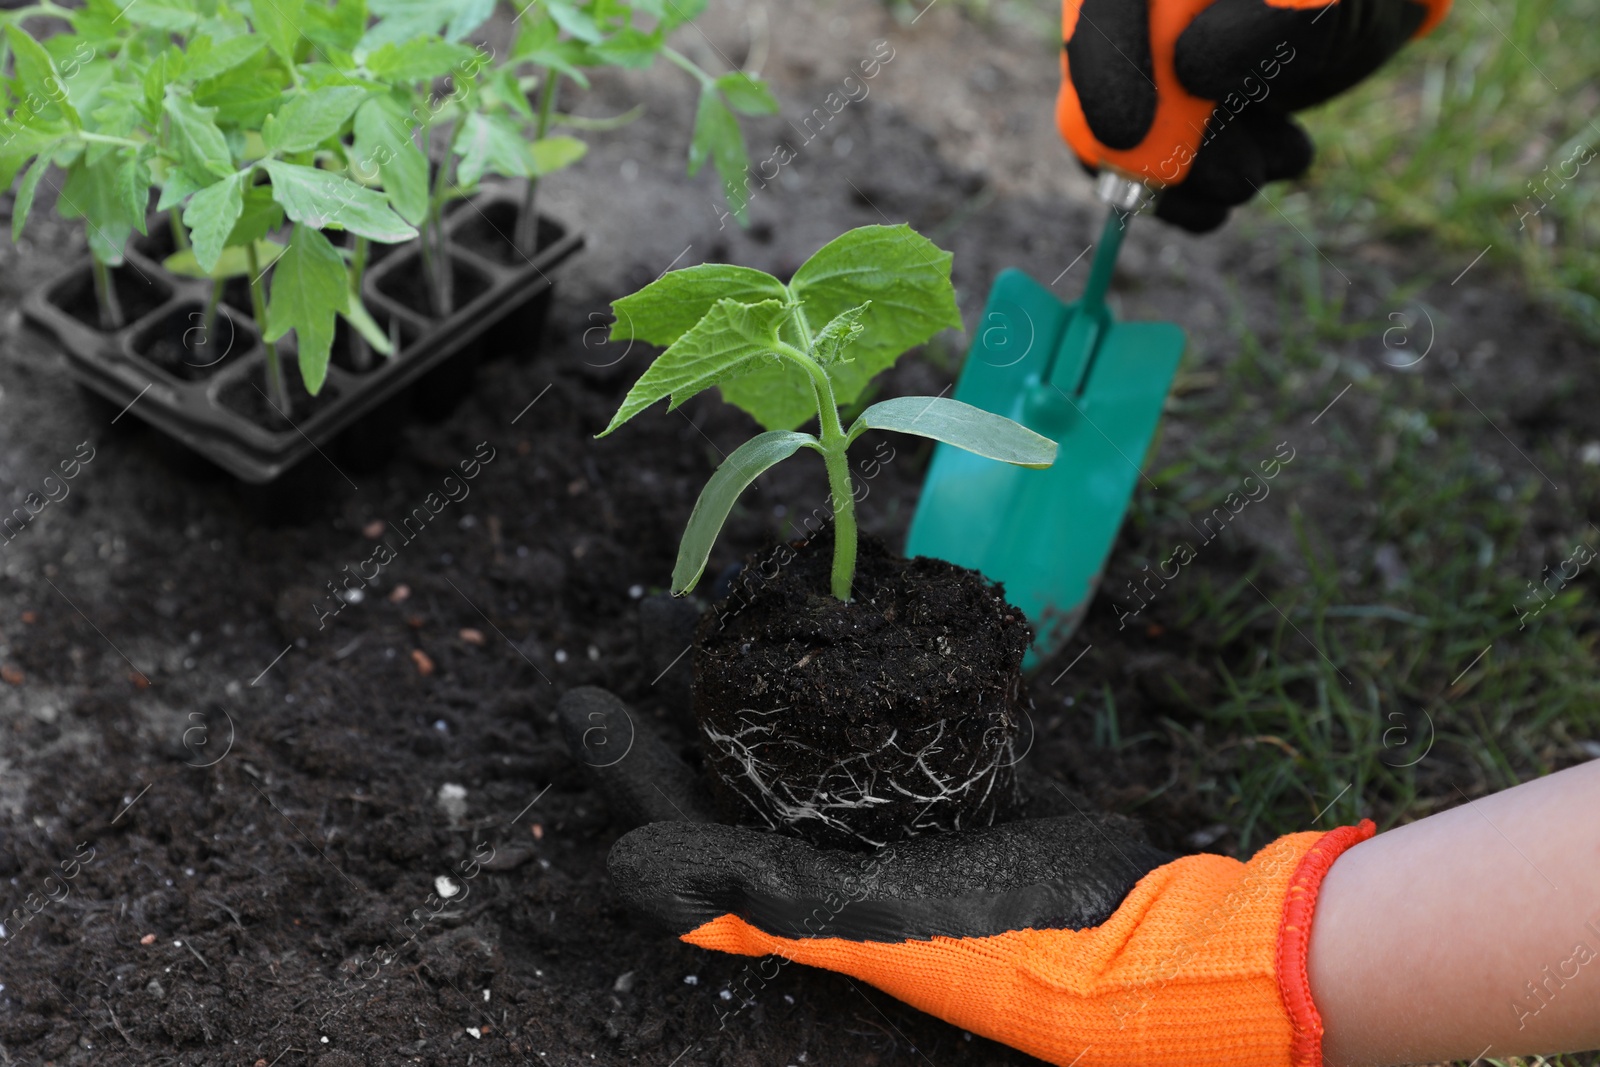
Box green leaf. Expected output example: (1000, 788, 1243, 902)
(226, 184, 285, 245)
(164, 89, 234, 180)
(442, 0, 494, 40)
(183, 171, 247, 273)
(672, 430, 817, 594)
(632, 0, 707, 30)
(545, 0, 603, 43)
(51, 38, 110, 119)
(195, 53, 288, 129)
(351, 97, 428, 224)
(529, 135, 586, 175)
(12, 156, 47, 242)
(263, 159, 418, 242)
(511, 12, 591, 88)
(591, 26, 663, 70)
(184, 33, 268, 82)
(486, 64, 537, 122)
(304, 0, 367, 52)
(120, 0, 198, 31)
(716, 227, 964, 432)
(714, 72, 778, 116)
(454, 112, 531, 186)
(156, 168, 208, 211)
(600, 298, 789, 435)
(848, 396, 1057, 468)
(714, 360, 817, 433)
(163, 237, 284, 278)
(266, 224, 350, 394)
(340, 294, 394, 355)
(251, 0, 306, 66)
(358, 0, 493, 51)
(688, 87, 750, 224)
(0, 123, 69, 189)
(261, 86, 367, 153)
(57, 150, 147, 264)
(365, 37, 479, 82)
(6, 26, 81, 129)
(813, 301, 870, 364)
(790, 222, 961, 393)
(609, 263, 786, 347)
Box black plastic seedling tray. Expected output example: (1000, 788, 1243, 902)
(22, 187, 583, 484)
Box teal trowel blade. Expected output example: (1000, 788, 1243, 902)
(905, 266, 1184, 668)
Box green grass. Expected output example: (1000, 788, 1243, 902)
(1303, 0, 1600, 333)
(1122, 235, 1600, 851)
(1138, 0, 1600, 848)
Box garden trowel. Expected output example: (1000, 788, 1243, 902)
(905, 173, 1184, 668)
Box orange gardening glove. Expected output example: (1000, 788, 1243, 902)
(610, 817, 1373, 1067)
(1059, 0, 1453, 230)
(561, 688, 1377, 1067)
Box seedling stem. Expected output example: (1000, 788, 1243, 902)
(89, 256, 124, 332)
(246, 241, 289, 412)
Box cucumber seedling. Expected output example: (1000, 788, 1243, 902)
(600, 224, 1058, 600)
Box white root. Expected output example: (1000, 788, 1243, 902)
(700, 706, 1020, 848)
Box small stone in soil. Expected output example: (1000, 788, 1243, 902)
(389, 584, 411, 603)
(363, 519, 386, 538)
(140, 933, 156, 945)
(613, 971, 635, 993)
(411, 649, 435, 675)
(437, 783, 467, 822)
(459, 628, 486, 646)
(1, 665, 22, 685)
(683, 975, 698, 985)
(435, 875, 460, 899)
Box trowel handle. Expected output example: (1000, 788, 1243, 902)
(1047, 172, 1149, 397)
(1077, 171, 1147, 318)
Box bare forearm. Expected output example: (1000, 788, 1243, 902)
(1309, 760, 1600, 1066)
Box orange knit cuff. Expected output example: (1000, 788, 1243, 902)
(1277, 819, 1376, 1067)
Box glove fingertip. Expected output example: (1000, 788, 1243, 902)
(1251, 111, 1314, 182)
(608, 822, 765, 937)
(1154, 189, 1231, 233)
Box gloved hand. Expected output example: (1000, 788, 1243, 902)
(1058, 0, 1452, 231)
(559, 686, 1376, 1067)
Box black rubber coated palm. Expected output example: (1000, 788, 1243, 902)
(557, 686, 1174, 943)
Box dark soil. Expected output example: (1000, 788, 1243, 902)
(330, 309, 419, 378)
(451, 204, 565, 268)
(47, 261, 171, 331)
(694, 529, 1028, 849)
(130, 304, 248, 382)
(0, 3, 1595, 1066)
(372, 252, 494, 321)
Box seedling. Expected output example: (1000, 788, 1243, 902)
(346, 0, 777, 318)
(0, 0, 775, 406)
(600, 224, 1058, 600)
